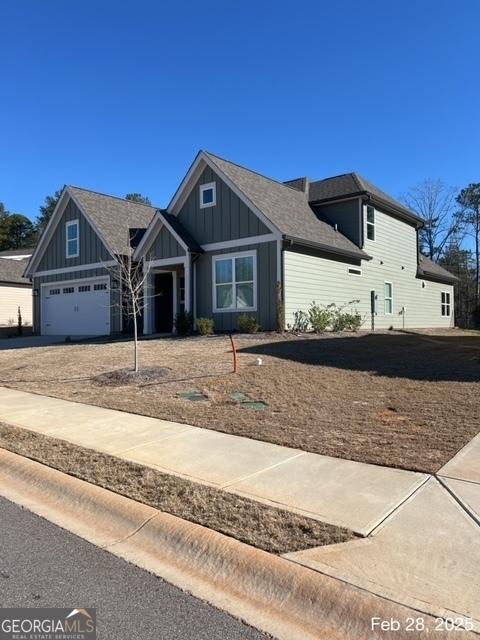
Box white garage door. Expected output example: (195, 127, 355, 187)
(41, 277, 110, 336)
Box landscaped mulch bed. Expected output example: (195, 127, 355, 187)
(0, 423, 354, 554)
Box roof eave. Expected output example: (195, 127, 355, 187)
(284, 235, 371, 261)
(417, 269, 458, 284)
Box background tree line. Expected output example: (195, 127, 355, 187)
(401, 180, 480, 327)
(0, 190, 151, 252)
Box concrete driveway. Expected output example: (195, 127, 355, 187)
(0, 335, 87, 350)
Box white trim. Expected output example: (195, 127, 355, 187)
(193, 261, 197, 322)
(348, 267, 362, 276)
(366, 204, 376, 242)
(184, 257, 191, 313)
(172, 271, 178, 319)
(201, 233, 276, 252)
(145, 256, 187, 269)
(384, 281, 393, 315)
(32, 260, 118, 278)
(159, 217, 189, 253)
(65, 219, 80, 259)
(199, 181, 216, 209)
(441, 290, 451, 317)
(212, 250, 257, 314)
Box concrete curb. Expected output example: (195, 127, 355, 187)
(0, 448, 475, 640)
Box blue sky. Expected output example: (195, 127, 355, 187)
(1, 0, 479, 221)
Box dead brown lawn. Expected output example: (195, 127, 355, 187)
(0, 423, 353, 554)
(0, 329, 479, 473)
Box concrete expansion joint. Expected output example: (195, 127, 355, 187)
(435, 475, 480, 528)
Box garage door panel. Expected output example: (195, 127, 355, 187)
(42, 278, 110, 336)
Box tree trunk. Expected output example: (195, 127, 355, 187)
(476, 218, 480, 303)
(133, 309, 138, 373)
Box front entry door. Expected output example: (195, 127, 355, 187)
(155, 273, 174, 333)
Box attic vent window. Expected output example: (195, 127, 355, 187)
(366, 205, 375, 241)
(348, 267, 362, 276)
(200, 182, 216, 209)
(66, 219, 79, 258)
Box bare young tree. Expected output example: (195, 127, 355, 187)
(457, 183, 480, 303)
(105, 253, 153, 372)
(400, 179, 461, 260)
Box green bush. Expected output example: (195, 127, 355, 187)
(308, 302, 334, 333)
(238, 314, 261, 333)
(288, 310, 310, 333)
(174, 310, 193, 336)
(331, 300, 363, 332)
(196, 317, 215, 335)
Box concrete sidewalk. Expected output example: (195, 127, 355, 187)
(0, 386, 427, 536)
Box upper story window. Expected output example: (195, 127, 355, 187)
(366, 205, 375, 241)
(213, 251, 256, 313)
(200, 182, 216, 209)
(66, 220, 79, 258)
(384, 282, 393, 315)
(441, 291, 451, 317)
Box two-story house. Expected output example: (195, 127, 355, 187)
(25, 151, 456, 335)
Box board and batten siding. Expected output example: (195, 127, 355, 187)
(0, 284, 32, 326)
(32, 267, 121, 334)
(147, 225, 185, 261)
(177, 166, 271, 245)
(195, 241, 277, 331)
(37, 199, 112, 271)
(284, 205, 454, 330)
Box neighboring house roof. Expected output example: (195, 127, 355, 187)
(158, 210, 204, 253)
(308, 173, 423, 226)
(418, 254, 458, 284)
(0, 248, 34, 260)
(203, 152, 370, 260)
(0, 257, 31, 285)
(68, 187, 157, 255)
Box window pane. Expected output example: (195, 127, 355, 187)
(216, 284, 233, 309)
(202, 188, 213, 204)
(215, 259, 232, 284)
(367, 225, 375, 240)
(367, 206, 375, 223)
(235, 256, 253, 282)
(385, 283, 392, 298)
(67, 223, 78, 240)
(236, 283, 254, 308)
(68, 239, 78, 256)
(386, 299, 393, 314)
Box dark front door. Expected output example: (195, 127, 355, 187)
(155, 273, 174, 333)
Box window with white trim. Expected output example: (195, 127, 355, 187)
(366, 205, 375, 241)
(200, 182, 216, 209)
(66, 220, 79, 258)
(213, 252, 256, 312)
(179, 276, 185, 305)
(384, 282, 393, 314)
(441, 291, 451, 317)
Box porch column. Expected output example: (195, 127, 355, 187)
(184, 254, 191, 313)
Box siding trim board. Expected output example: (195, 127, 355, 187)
(201, 234, 276, 252)
(32, 260, 118, 278)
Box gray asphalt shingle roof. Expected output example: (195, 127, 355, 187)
(68, 187, 157, 255)
(204, 152, 369, 260)
(418, 254, 458, 283)
(158, 210, 203, 253)
(308, 172, 422, 224)
(0, 257, 30, 285)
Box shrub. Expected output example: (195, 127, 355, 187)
(238, 314, 261, 333)
(174, 310, 193, 336)
(288, 310, 309, 333)
(331, 300, 364, 332)
(196, 317, 215, 335)
(308, 302, 333, 333)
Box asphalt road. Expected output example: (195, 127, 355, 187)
(0, 497, 269, 639)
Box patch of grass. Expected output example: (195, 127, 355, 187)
(0, 423, 354, 554)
